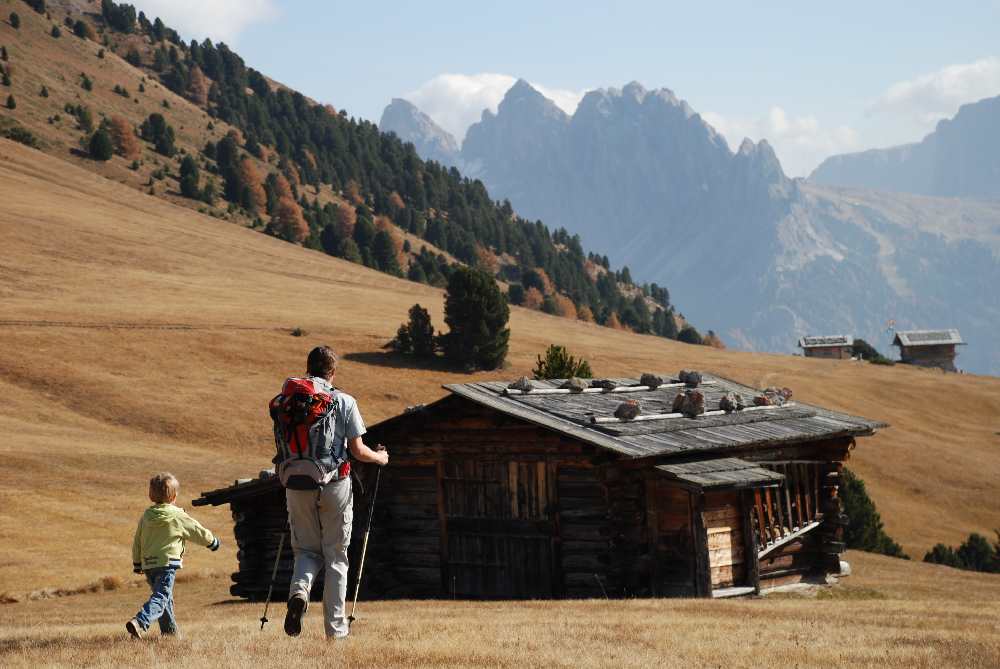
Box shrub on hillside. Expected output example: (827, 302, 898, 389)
(50, 25, 61, 38)
(26, 0, 46, 15)
(853, 338, 894, 365)
(1, 46, 7, 61)
(441, 267, 510, 371)
(507, 284, 525, 305)
(1, 123, 41, 149)
(9, 13, 20, 30)
(840, 468, 908, 558)
(1, 71, 10, 87)
(39, 85, 48, 97)
(125, 48, 142, 67)
(179, 155, 200, 199)
(924, 532, 1000, 573)
(73, 19, 95, 40)
(88, 128, 113, 161)
(677, 325, 703, 345)
(5, 94, 15, 110)
(532, 345, 593, 380)
(392, 304, 436, 358)
(140, 113, 175, 156)
(80, 73, 93, 91)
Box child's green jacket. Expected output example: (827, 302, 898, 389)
(132, 503, 219, 572)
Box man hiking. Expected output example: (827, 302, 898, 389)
(270, 345, 389, 639)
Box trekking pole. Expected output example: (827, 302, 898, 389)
(348, 464, 382, 629)
(259, 531, 287, 630)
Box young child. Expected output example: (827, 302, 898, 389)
(126, 472, 220, 639)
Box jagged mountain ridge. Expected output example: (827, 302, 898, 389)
(383, 81, 1000, 375)
(379, 98, 461, 168)
(810, 94, 1000, 199)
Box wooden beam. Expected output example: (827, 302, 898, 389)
(590, 402, 797, 424)
(435, 460, 449, 596)
(691, 493, 712, 597)
(741, 491, 761, 594)
(503, 381, 718, 396)
(758, 521, 822, 559)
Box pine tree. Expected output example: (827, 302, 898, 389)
(677, 325, 703, 345)
(372, 230, 401, 275)
(89, 128, 113, 161)
(5, 94, 15, 110)
(840, 469, 908, 558)
(1, 46, 7, 61)
(532, 345, 593, 379)
(441, 267, 510, 370)
(337, 238, 362, 263)
(179, 155, 200, 199)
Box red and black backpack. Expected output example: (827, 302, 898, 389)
(269, 377, 348, 489)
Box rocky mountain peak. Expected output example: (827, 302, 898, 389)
(379, 98, 459, 166)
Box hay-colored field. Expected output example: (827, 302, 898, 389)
(2, 139, 1000, 666)
(1, 553, 998, 668)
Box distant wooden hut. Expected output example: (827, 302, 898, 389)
(892, 329, 965, 372)
(194, 373, 884, 601)
(798, 335, 854, 359)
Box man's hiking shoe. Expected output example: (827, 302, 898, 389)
(284, 596, 307, 637)
(125, 619, 144, 639)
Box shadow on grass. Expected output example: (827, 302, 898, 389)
(342, 351, 469, 374)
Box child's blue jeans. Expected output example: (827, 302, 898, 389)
(134, 567, 179, 634)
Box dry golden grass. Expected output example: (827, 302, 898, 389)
(1, 140, 1000, 666)
(1, 553, 998, 668)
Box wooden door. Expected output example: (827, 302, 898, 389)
(440, 460, 556, 599)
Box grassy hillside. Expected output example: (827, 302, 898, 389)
(2, 130, 1000, 665)
(2, 552, 999, 667)
(3, 138, 1000, 592)
(0, 0, 689, 342)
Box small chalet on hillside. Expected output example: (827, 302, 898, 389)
(892, 329, 965, 372)
(195, 373, 885, 601)
(798, 335, 854, 360)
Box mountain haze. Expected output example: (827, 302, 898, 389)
(385, 82, 1000, 375)
(810, 94, 1000, 199)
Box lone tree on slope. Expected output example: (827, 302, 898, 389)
(441, 266, 510, 371)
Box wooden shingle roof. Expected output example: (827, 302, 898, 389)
(798, 335, 853, 348)
(445, 374, 885, 461)
(656, 458, 785, 489)
(892, 329, 965, 347)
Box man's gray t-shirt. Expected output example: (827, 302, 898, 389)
(308, 376, 366, 447)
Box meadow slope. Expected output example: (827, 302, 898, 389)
(1, 139, 999, 666)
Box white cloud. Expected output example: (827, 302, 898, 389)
(871, 56, 1000, 128)
(404, 73, 584, 142)
(132, 0, 278, 45)
(702, 107, 860, 178)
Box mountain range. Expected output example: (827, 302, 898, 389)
(810, 94, 1000, 199)
(381, 82, 1000, 375)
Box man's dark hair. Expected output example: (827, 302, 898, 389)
(307, 346, 338, 379)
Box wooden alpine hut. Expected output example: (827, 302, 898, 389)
(892, 329, 965, 372)
(194, 373, 884, 601)
(798, 335, 854, 360)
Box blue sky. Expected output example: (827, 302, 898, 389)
(133, 1, 1000, 176)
